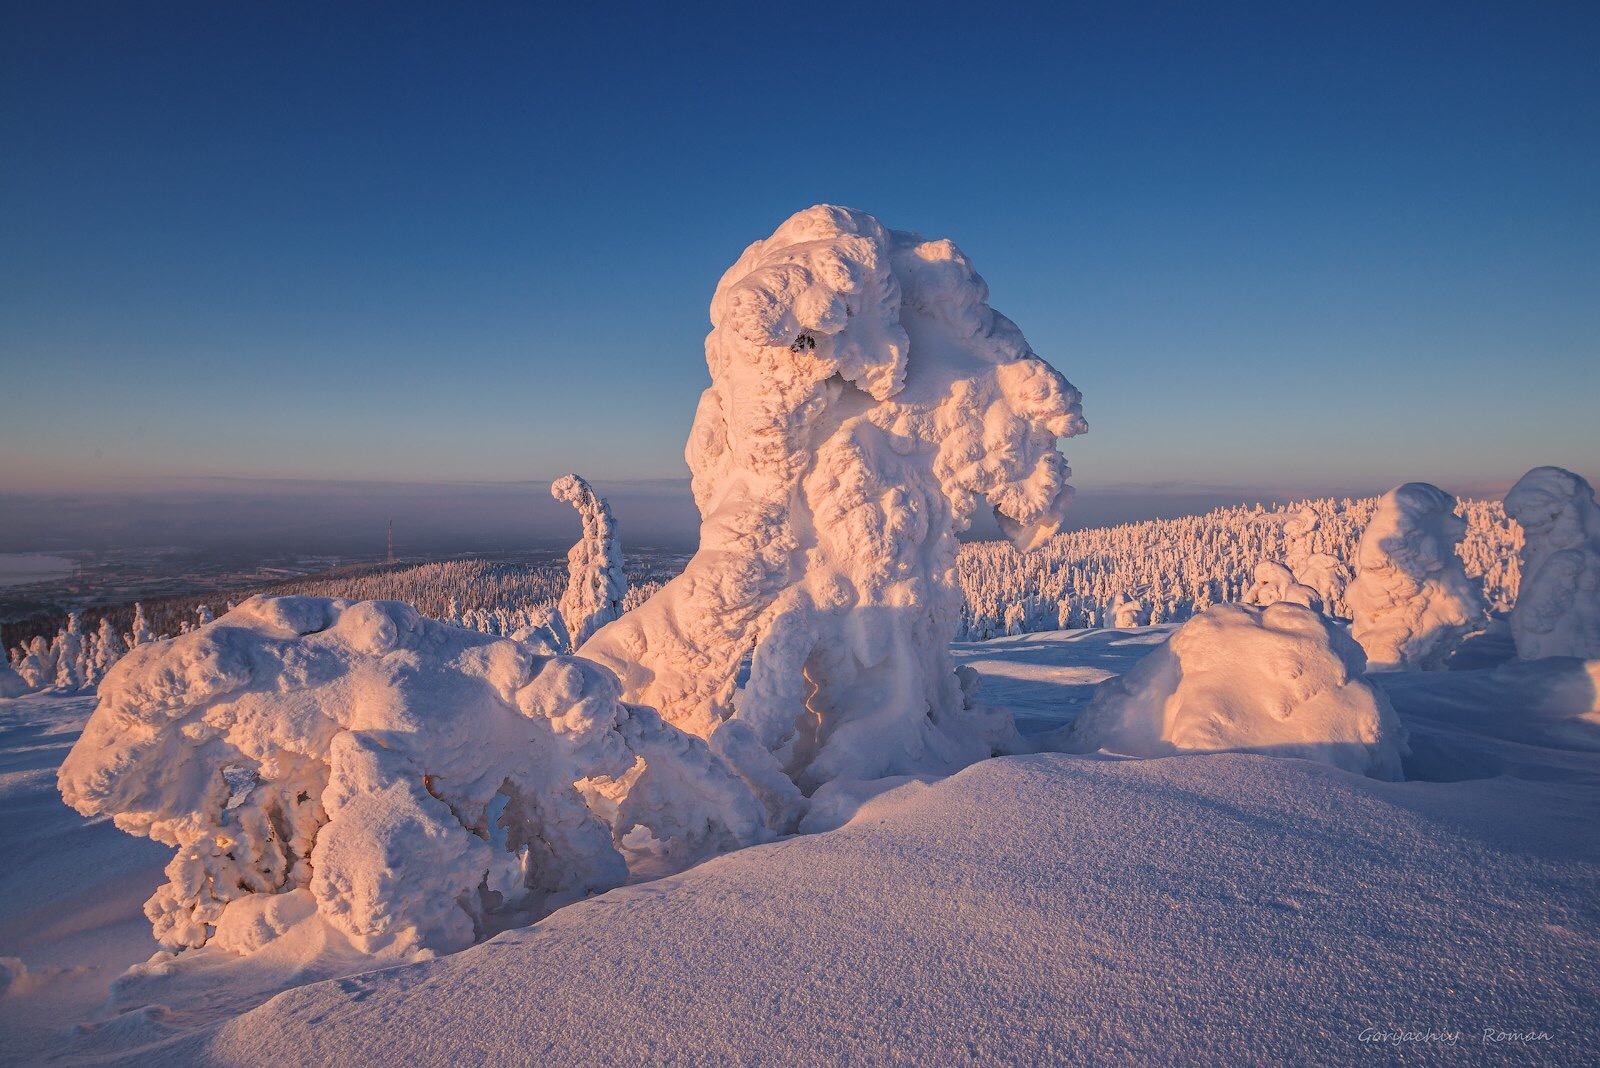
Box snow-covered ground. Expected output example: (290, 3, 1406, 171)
(2, 627, 1596, 1065)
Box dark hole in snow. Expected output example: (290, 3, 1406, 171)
(221, 763, 257, 810)
(790, 333, 816, 353)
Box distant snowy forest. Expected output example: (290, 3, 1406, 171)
(6, 494, 1520, 694)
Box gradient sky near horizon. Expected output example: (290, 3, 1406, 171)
(3, 2, 1597, 512)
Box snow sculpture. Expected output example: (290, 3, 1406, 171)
(551, 474, 627, 650)
(1504, 466, 1600, 659)
(59, 596, 764, 957)
(1282, 507, 1349, 611)
(1346, 483, 1487, 671)
(578, 206, 1086, 802)
(1049, 602, 1406, 780)
(1243, 561, 1322, 612)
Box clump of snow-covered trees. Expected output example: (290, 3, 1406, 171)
(955, 494, 1519, 640)
(59, 596, 765, 957)
(8, 607, 145, 693)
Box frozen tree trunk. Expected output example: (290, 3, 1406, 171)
(1347, 483, 1487, 670)
(1504, 466, 1600, 659)
(579, 206, 1087, 803)
(551, 474, 626, 650)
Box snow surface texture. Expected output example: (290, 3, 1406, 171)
(110, 748, 1600, 1067)
(1048, 603, 1407, 780)
(1346, 483, 1488, 671)
(550, 473, 626, 651)
(1504, 466, 1600, 660)
(56, 596, 764, 959)
(579, 205, 1087, 811)
(7, 629, 1600, 1064)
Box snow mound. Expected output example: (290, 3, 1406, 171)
(0, 662, 27, 698)
(579, 205, 1086, 811)
(551, 473, 626, 651)
(1243, 560, 1322, 611)
(1048, 603, 1406, 780)
(1504, 466, 1600, 660)
(57, 596, 765, 958)
(1347, 483, 1487, 670)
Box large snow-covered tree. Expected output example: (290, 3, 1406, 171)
(1347, 483, 1487, 670)
(578, 206, 1087, 808)
(1504, 466, 1600, 660)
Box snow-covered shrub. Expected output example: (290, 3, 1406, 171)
(58, 596, 765, 958)
(551, 474, 627, 650)
(1243, 560, 1322, 611)
(1346, 483, 1487, 671)
(1048, 602, 1406, 780)
(1504, 466, 1600, 660)
(578, 205, 1086, 805)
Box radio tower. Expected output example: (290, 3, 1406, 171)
(387, 519, 395, 565)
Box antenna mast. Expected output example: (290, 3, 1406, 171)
(387, 519, 394, 565)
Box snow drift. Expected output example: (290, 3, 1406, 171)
(1504, 466, 1600, 660)
(57, 596, 764, 958)
(0, 662, 26, 699)
(578, 205, 1086, 810)
(1048, 602, 1406, 780)
(1347, 483, 1487, 670)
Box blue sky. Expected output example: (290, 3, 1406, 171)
(2, 2, 1596, 535)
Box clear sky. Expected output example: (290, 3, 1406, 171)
(2, 2, 1596, 542)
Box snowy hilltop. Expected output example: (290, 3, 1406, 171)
(2, 205, 1596, 1065)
